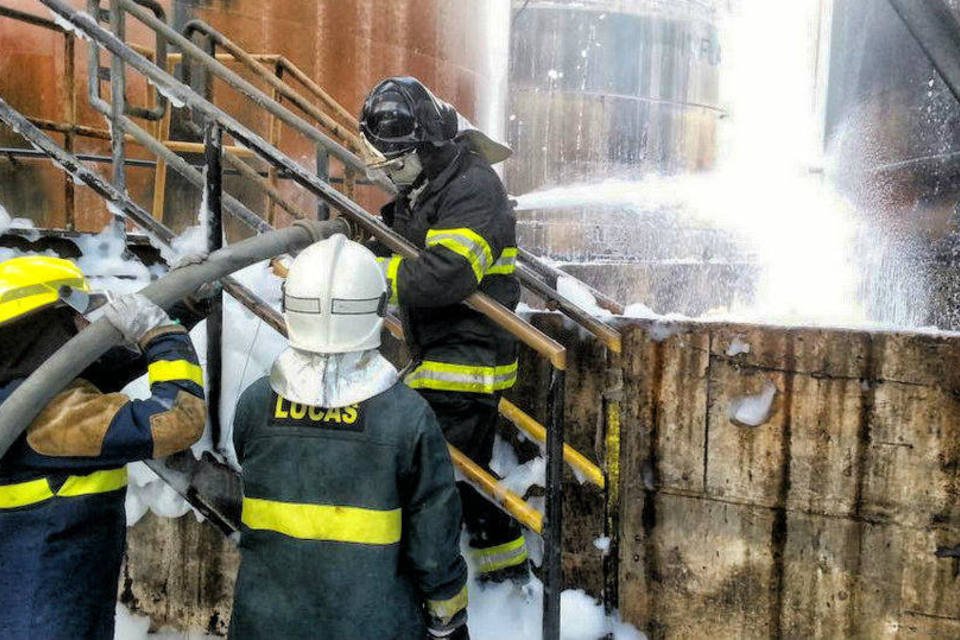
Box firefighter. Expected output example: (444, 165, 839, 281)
(0, 255, 207, 640)
(229, 235, 469, 640)
(359, 76, 530, 584)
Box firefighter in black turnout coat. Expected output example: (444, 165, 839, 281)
(360, 77, 530, 583)
(229, 235, 469, 640)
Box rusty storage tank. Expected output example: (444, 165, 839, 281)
(0, 0, 509, 232)
(824, 0, 960, 329)
(506, 0, 729, 314)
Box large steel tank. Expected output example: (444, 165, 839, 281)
(0, 0, 510, 231)
(506, 0, 727, 314)
(825, 0, 960, 328)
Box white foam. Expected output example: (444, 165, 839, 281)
(728, 380, 777, 427)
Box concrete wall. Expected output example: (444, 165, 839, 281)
(124, 314, 960, 638)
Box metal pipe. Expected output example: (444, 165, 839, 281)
(517, 247, 624, 315)
(204, 121, 224, 454)
(0, 219, 343, 459)
(25, 118, 253, 158)
(448, 445, 543, 534)
(888, 0, 960, 104)
(518, 263, 622, 354)
(0, 5, 64, 30)
(41, 0, 568, 370)
(498, 397, 604, 488)
(166, 52, 281, 64)
(542, 368, 565, 640)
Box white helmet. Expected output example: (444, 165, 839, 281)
(282, 234, 387, 354)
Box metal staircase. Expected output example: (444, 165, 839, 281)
(0, 2, 629, 636)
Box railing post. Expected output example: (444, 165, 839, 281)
(543, 367, 565, 640)
(63, 33, 76, 230)
(602, 361, 624, 617)
(204, 121, 223, 454)
(108, 0, 126, 235)
(316, 145, 330, 220)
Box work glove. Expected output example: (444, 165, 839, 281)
(170, 250, 223, 315)
(103, 292, 175, 346)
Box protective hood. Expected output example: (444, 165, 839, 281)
(269, 347, 398, 408)
(454, 113, 512, 165)
(0, 306, 77, 385)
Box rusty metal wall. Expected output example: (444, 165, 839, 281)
(125, 315, 960, 637)
(0, 0, 509, 230)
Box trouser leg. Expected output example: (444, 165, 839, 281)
(418, 389, 529, 582)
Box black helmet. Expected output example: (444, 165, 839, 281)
(359, 77, 458, 158)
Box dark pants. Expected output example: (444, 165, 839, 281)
(418, 389, 524, 550)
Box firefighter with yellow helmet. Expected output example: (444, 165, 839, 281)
(0, 255, 207, 640)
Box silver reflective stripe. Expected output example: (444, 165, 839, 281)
(284, 295, 322, 314)
(426, 229, 494, 281)
(331, 297, 382, 315)
(405, 361, 518, 393)
(471, 537, 529, 573)
(486, 248, 516, 276)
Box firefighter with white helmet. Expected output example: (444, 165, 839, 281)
(0, 255, 207, 640)
(229, 234, 469, 640)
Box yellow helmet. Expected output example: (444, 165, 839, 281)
(0, 256, 90, 326)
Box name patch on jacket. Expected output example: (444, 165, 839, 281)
(270, 394, 363, 431)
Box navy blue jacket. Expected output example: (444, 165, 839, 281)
(0, 327, 205, 640)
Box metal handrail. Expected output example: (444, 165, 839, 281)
(162, 8, 622, 353)
(53, 0, 567, 369)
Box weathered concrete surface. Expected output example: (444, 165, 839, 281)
(122, 512, 239, 635)
(608, 318, 960, 639)
(123, 315, 960, 638)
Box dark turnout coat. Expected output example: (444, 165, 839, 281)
(229, 378, 468, 640)
(377, 141, 521, 395)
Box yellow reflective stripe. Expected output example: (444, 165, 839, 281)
(376, 255, 403, 305)
(386, 255, 401, 305)
(471, 535, 529, 574)
(486, 247, 517, 276)
(405, 360, 518, 393)
(56, 468, 128, 498)
(0, 468, 127, 509)
(148, 359, 204, 387)
(241, 497, 402, 544)
(426, 228, 494, 283)
(427, 584, 468, 623)
(0, 477, 54, 509)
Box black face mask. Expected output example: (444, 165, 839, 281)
(0, 306, 78, 386)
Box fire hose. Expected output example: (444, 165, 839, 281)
(0, 218, 348, 461)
